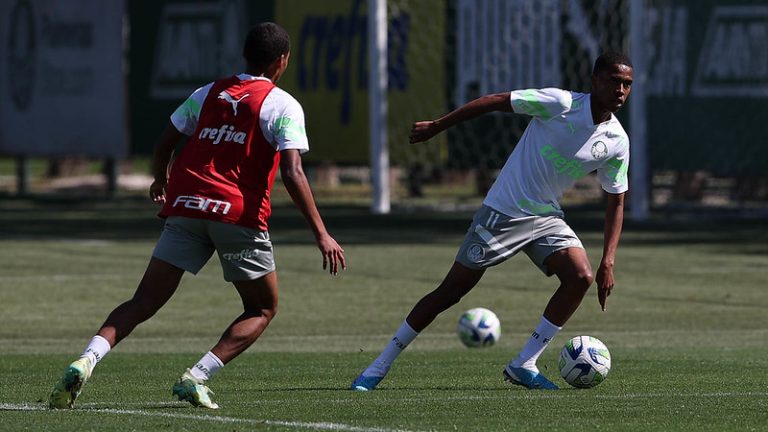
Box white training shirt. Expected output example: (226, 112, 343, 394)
(483, 88, 630, 218)
(170, 74, 309, 153)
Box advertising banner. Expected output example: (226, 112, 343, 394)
(646, 0, 768, 174)
(129, 0, 271, 154)
(276, 0, 446, 164)
(0, 0, 126, 157)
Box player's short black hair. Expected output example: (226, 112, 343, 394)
(593, 51, 633, 75)
(243, 22, 291, 71)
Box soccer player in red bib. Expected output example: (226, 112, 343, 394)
(49, 22, 345, 409)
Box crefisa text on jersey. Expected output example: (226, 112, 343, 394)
(198, 125, 247, 145)
(173, 195, 232, 215)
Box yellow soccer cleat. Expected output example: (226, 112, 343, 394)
(48, 357, 92, 409)
(171, 369, 220, 409)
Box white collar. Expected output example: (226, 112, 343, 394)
(237, 73, 272, 83)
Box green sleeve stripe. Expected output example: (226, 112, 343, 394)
(605, 158, 629, 183)
(512, 90, 551, 119)
(274, 116, 306, 142)
(606, 158, 626, 170)
(181, 97, 201, 117)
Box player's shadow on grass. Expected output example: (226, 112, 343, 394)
(136, 403, 192, 410)
(79, 402, 192, 410)
(260, 386, 355, 392)
(268, 385, 510, 392)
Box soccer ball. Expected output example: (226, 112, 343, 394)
(457, 307, 500, 348)
(558, 336, 611, 388)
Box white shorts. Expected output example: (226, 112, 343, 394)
(152, 216, 275, 282)
(455, 205, 583, 276)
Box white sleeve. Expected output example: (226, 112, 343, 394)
(170, 83, 213, 136)
(597, 136, 630, 194)
(509, 88, 572, 120)
(260, 88, 310, 153)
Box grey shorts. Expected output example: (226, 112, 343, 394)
(455, 205, 583, 276)
(152, 216, 275, 282)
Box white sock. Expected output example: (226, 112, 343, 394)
(363, 320, 419, 377)
(189, 351, 225, 381)
(81, 335, 111, 373)
(510, 316, 562, 371)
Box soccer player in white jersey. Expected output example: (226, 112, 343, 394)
(353, 52, 633, 391)
(49, 22, 346, 409)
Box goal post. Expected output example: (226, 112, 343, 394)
(369, 0, 390, 214)
(629, 0, 650, 220)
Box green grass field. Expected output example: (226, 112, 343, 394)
(1, 198, 767, 431)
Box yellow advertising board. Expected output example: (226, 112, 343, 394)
(276, 0, 446, 164)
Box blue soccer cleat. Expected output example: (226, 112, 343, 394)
(503, 365, 559, 390)
(351, 374, 385, 391)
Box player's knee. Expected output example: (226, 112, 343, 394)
(244, 304, 277, 321)
(442, 295, 462, 310)
(435, 285, 468, 308)
(572, 269, 594, 292)
(264, 305, 278, 321)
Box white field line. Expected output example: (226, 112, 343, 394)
(442, 391, 768, 401)
(3, 391, 766, 412)
(0, 403, 415, 432)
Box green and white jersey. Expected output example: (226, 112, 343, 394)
(171, 74, 309, 153)
(484, 88, 630, 218)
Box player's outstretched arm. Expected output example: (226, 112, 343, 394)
(409, 92, 513, 144)
(280, 149, 346, 275)
(149, 123, 187, 204)
(597, 192, 625, 311)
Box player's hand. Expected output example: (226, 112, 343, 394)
(596, 262, 615, 311)
(149, 180, 167, 205)
(409, 120, 440, 144)
(317, 234, 346, 276)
